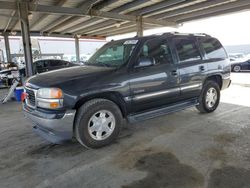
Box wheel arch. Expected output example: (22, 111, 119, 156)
(204, 74, 223, 90)
(73, 91, 128, 118)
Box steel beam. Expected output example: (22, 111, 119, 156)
(73, 20, 122, 35)
(92, 0, 117, 10)
(1, 30, 106, 40)
(131, 0, 186, 16)
(26, 4, 177, 27)
(41, 0, 99, 33)
(92, 24, 137, 36)
(75, 36, 80, 63)
(41, 16, 70, 33)
(0, 1, 16, 10)
(60, 18, 102, 34)
(70, 10, 176, 35)
(62, 0, 150, 34)
(170, 0, 250, 22)
(111, 0, 151, 13)
(136, 16, 143, 37)
(4, 10, 16, 32)
(104, 24, 156, 37)
(177, 4, 250, 23)
(106, 27, 138, 37)
(151, 0, 230, 19)
(30, 0, 68, 30)
(18, 1, 33, 77)
(87, 22, 133, 35)
(3, 33, 11, 62)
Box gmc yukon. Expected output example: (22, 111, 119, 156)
(23, 33, 231, 148)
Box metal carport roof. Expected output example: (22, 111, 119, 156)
(1, 0, 250, 77)
(1, 0, 250, 38)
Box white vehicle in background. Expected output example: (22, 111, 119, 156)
(228, 53, 248, 64)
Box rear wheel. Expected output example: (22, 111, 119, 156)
(74, 99, 123, 148)
(233, 65, 241, 72)
(196, 81, 220, 113)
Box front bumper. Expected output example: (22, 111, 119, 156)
(23, 105, 76, 144)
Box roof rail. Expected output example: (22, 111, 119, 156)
(161, 32, 210, 37)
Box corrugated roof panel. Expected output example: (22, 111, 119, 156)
(55, 17, 90, 32)
(0, 0, 249, 38)
(101, 0, 133, 11)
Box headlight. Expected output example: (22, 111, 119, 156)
(37, 88, 63, 99)
(37, 88, 63, 109)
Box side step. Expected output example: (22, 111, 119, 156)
(128, 98, 199, 123)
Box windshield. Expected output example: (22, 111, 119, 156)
(86, 40, 138, 68)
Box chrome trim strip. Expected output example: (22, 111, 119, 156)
(36, 98, 63, 103)
(180, 83, 201, 91)
(133, 88, 179, 101)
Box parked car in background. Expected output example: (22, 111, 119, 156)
(229, 53, 245, 62)
(34, 59, 77, 74)
(229, 53, 250, 72)
(23, 32, 231, 148)
(0, 59, 77, 83)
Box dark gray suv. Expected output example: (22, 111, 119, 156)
(23, 32, 231, 148)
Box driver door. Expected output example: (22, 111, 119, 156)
(129, 38, 180, 112)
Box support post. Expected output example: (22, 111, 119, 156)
(3, 33, 11, 62)
(18, 0, 33, 77)
(75, 36, 80, 64)
(136, 16, 143, 37)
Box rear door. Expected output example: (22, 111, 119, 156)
(172, 36, 206, 100)
(198, 37, 228, 74)
(129, 37, 180, 112)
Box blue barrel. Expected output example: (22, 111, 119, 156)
(15, 87, 24, 102)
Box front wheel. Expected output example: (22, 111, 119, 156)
(196, 81, 220, 113)
(74, 99, 123, 148)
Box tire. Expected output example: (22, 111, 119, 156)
(233, 65, 241, 72)
(196, 81, 220, 113)
(74, 98, 123, 148)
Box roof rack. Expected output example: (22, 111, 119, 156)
(162, 32, 210, 37)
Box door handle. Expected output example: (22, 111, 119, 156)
(171, 70, 178, 76)
(199, 66, 205, 71)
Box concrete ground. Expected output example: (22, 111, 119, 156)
(0, 73, 250, 188)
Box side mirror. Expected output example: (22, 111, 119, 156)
(135, 57, 155, 68)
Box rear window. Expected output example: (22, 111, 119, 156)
(199, 37, 227, 59)
(174, 38, 201, 63)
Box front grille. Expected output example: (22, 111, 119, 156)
(26, 88, 36, 107)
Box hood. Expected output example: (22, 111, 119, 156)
(27, 65, 116, 88)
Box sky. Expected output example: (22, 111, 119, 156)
(107, 10, 250, 46)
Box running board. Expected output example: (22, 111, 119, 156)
(128, 98, 199, 123)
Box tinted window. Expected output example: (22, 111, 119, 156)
(199, 37, 227, 59)
(36, 61, 44, 67)
(43, 60, 49, 67)
(174, 38, 201, 63)
(140, 38, 173, 65)
(35, 61, 44, 73)
(50, 60, 67, 67)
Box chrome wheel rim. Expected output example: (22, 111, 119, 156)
(234, 66, 240, 72)
(205, 87, 218, 108)
(88, 110, 115, 141)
